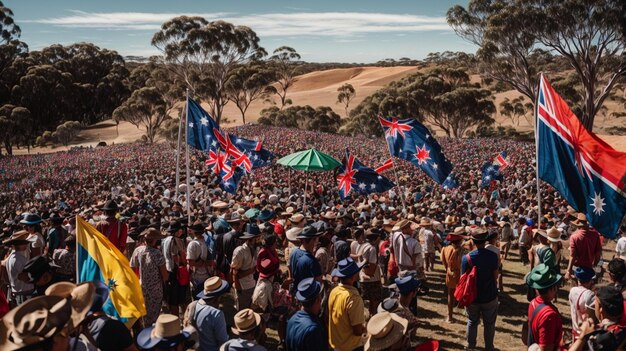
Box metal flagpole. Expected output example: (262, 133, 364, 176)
(75, 216, 79, 283)
(378, 118, 407, 211)
(185, 89, 192, 225)
(535, 74, 543, 229)
(175, 96, 185, 199)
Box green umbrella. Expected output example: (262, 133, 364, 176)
(277, 148, 341, 171)
(277, 148, 341, 213)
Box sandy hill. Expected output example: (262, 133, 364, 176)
(14, 66, 626, 154)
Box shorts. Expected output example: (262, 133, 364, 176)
(360, 281, 383, 303)
(165, 271, 188, 306)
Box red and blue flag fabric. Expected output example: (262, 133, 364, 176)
(493, 151, 509, 170)
(537, 74, 626, 238)
(378, 115, 453, 184)
(187, 98, 221, 152)
(443, 174, 459, 190)
(337, 149, 395, 200)
(481, 162, 503, 188)
(375, 158, 394, 174)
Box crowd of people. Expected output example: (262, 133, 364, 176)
(0, 124, 625, 351)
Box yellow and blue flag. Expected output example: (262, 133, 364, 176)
(76, 216, 145, 327)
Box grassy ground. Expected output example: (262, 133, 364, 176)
(219, 240, 617, 351)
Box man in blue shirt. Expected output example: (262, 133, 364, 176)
(461, 227, 499, 351)
(184, 276, 230, 351)
(286, 278, 328, 351)
(289, 226, 323, 290)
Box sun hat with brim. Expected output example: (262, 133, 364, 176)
(212, 219, 231, 235)
(2, 230, 30, 245)
(141, 228, 165, 241)
(527, 263, 562, 289)
(295, 277, 322, 303)
(45, 282, 96, 330)
(391, 276, 423, 295)
(187, 222, 205, 233)
(101, 200, 119, 211)
(20, 213, 42, 225)
(240, 223, 261, 239)
(0, 295, 72, 351)
(573, 213, 589, 226)
(332, 257, 366, 278)
(546, 227, 562, 242)
(196, 276, 230, 300)
(137, 314, 191, 350)
(296, 226, 322, 240)
(391, 219, 414, 232)
(377, 298, 401, 313)
(258, 258, 280, 279)
(285, 227, 303, 242)
(245, 208, 261, 219)
(23, 256, 57, 284)
(532, 229, 549, 240)
(365, 312, 408, 351)
(211, 201, 229, 209)
(469, 226, 490, 242)
(419, 218, 432, 227)
(446, 233, 465, 242)
(453, 226, 466, 235)
(258, 209, 276, 222)
(573, 266, 596, 282)
(289, 213, 305, 223)
(232, 309, 261, 335)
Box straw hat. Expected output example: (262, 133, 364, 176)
(136, 314, 191, 349)
(2, 230, 30, 245)
(141, 227, 165, 240)
(365, 312, 408, 351)
(44, 281, 96, 329)
(572, 213, 588, 227)
(289, 213, 305, 224)
(419, 217, 433, 227)
(232, 309, 261, 335)
(196, 276, 230, 300)
(285, 227, 303, 242)
(391, 219, 414, 232)
(211, 201, 229, 209)
(546, 227, 562, 243)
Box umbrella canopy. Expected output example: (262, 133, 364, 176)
(277, 148, 341, 172)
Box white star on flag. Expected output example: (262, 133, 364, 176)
(432, 163, 438, 170)
(358, 183, 366, 190)
(590, 192, 606, 216)
(370, 183, 377, 190)
(200, 117, 209, 126)
(211, 140, 217, 147)
(377, 175, 383, 180)
(188, 122, 194, 128)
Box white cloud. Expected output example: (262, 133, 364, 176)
(27, 10, 451, 37)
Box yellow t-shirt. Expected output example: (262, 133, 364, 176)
(328, 283, 365, 351)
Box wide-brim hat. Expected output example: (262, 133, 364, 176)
(196, 276, 230, 300)
(137, 314, 191, 349)
(365, 312, 408, 351)
(573, 266, 596, 282)
(377, 298, 401, 313)
(453, 226, 466, 235)
(44, 281, 96, 330)
(141, 228, 165, 240)
(2, 230, 30, 246)
(546, 227, 562, 242)
(419, 218, 433, 227)
(100, 200, 118, 211)
(296, 225, 322, 240)
(258, 209, 276, 222)
(322, 211, 337, 220)
(443, 215, 457, 225)
(332, 257, 366, 278)
(289, 213, 305, 223)
(469, 226, 490, 242)
(188, 222, 205, 233)
(1, 295, 72, 350)
(211, 201, 229, 210)
(295, 277, 322, 302)
(166, 221, 185, 233)
(19, 213, 42, 225)
(23, 256, 55, 284)
(446, 233, 465, 242)
(245, 208, 261, 219)
(240, 223, 261, 239)
(527, 263, 562, 289)
(232, 309, 261, 335)
(285, 227, 303, 242)
(391, 219, 414, 232)
(573, 213, 588, 226)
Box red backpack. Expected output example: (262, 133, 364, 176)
(454, 254, 477, 308)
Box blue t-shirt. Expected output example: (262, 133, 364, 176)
(289, 248, 322, 288)
(286, 310, 327, 351)
(461, 248, 499, 304)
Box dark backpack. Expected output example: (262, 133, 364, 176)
(454, 254, 477, 308)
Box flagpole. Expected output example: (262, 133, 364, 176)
(377, 117, 407, 211)
(185, 88, 191, 226)
(535, 74, 543, 229)
(175, 96, 184, 200)
(75, 216, 79, 283)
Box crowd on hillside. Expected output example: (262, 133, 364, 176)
(0, 124, 625, 351)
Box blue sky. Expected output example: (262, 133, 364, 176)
(11, 0, 476, 62)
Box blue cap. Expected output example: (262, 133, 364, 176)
(295, 278, 322, 302)
(573, 266, 596, 282)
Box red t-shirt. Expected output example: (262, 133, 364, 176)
(569, 229, 601, 268)
(96, 219, 128, 253)
(529, 296, 563, 348)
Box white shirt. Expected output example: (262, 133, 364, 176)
(616, 237, 626, 257)
(231, 242, 257, 291)
(391, 231, 423, 269)
(187, 238, 209, 280)
(568, 286, 595, 335)
(7, 250, 34, 293)
(359, 242, 380, 283)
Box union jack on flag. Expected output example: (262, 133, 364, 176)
(374, 158, 394, 174)
(493, 151, 509, 170)
(337, 149, 395, 200)
(537, 74, 626, 238)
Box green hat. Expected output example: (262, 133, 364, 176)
(526, 264, 562, 290)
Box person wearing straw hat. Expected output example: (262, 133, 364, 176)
(529, 229, 557, 270)
(3, 230, 34, 305)
(565, 213, 602, 282)
(95, 200, 128, 253)
(130, 228, 167, 327)
(220, 309, 267, 351)
(440, 231, 464, 323)
(184, 276, 230, 351)
(390, 219, 424, 278)
(568, 266, 596, 340)
(286, 278, 327, 351)
(525, 263, 563, 349)
(364, 312, 409, 351)
(462, 227, 499, 351)
(231, 223, 261, 310)
(328, 257, 367, 351)
(137, 314, 193, 351)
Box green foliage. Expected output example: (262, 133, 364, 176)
(225, 64, 276, 124)
(499, 96, 533, 126)
(0, 104, 29, 154)
(158, 118, 181, 147)
(336, 83, 356, 117)
(269, 46, 301, 109)
(258, 105, 342, 133)
(345, 68, 495, 138)
(113, 87, 169, 143)
(152, 18, 266, 124)
(51, 121, 81, 146)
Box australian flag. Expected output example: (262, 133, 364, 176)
(378, 115, 453, 184)
(493, 151, 509, 170)
(187, 98, 220, 151)
(481, 162, 503, 188)
(337, 149, 395, 200)
(443, 174, 459, 190)
(537, 74, 626, 238)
